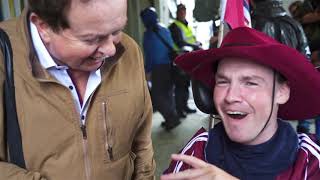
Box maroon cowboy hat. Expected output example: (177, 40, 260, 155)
(175, 27, 320, 120)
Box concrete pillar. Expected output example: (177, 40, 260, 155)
(125, 0, 152, 47)
(155, 0, 170, 26)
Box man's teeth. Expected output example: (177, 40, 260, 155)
(92, 56, 109, 61)
(226, 111, 247, 115)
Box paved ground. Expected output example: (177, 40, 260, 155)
(151, 101, 208, 178)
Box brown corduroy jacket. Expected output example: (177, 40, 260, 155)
(0, 10, 155, 180)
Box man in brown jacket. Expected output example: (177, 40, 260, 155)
(0, 0, 155, 179)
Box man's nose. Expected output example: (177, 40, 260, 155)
(97, 36, 117, 57)
(225, 84, 242, 103)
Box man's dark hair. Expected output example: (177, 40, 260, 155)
(28, 0, 72, 32)
(28, 0, 90, 32)
(177, 4, 186, 11)
(276, 72, 287, 84)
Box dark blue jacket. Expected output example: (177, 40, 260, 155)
(143, 24, 174, 73)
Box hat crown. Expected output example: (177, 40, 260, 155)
(221, 27, 279, 48)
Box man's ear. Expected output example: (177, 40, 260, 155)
(29, 13, 51, 43)
(276, 82, 290, 105)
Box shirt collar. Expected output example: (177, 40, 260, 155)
(30, 22, 68, 70)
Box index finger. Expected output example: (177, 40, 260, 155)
(171, 154, 209, 169)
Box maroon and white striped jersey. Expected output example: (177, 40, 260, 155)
(164, 128, 320, 179)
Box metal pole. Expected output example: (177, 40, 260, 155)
(208, 114, 221, 129)
(208, 21, 229, 130)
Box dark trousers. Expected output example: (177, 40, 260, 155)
(172, 66, 190, 112)
(151, 64, 178, 123)
(310, 38, 320, 52)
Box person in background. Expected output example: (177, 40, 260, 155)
(0, 0, 155, 179)
(209, 29, 219, 49)
(251, 0, 312, 134)
(162, 27, 320, 179)
(289, 0, 320, 139)
(168, 4, 201, 118)
(312, 49, 320, 141)
(140, 7, 181, 131)
(289, 0, 320, 52)
(312, 50, 320, 66)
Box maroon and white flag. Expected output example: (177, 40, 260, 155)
(220, 0, 251, 28)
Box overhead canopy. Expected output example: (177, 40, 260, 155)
(193, 0, 220, 22)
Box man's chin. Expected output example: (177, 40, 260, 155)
(70, 64, 102, 73)
(85, 60, 104, 70)
(228, 134, 250, 144)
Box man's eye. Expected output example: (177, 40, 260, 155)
(216, 80, 228, 85)
(245, 81, 258, 86)
(112, 30, 121, 36)
(84, 38, 100, 44)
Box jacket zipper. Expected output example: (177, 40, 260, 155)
(102, 101, 114, 160)
(80, 117, 91, 180)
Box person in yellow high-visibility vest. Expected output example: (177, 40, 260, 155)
(169, 4, 201, 52)
(169, 4, 202, 118)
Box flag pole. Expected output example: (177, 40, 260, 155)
(217, 22, 231, 47)
(208, 0, 230, 129)
(209, 0, 251, 129)
(208, 22, 230, 129)
(217, 22, 224, 48)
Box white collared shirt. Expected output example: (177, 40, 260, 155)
(30, 22, 101, 125)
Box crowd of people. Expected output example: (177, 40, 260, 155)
(140, 4, 201, 131)
(0, 0, 320, 179)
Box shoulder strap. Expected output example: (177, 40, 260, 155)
(0, 28, 26, 168)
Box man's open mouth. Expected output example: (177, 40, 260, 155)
(90, 56, 110, 62)
(226, 111, 248, 119)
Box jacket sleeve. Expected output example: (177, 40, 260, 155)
(163, 128, 207, 174)
(0, 48, 46, 180)
(131, 46, 156, 180)
(294, 20, 311, 58)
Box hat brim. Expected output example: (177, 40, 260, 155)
(175, 44, 320, 120)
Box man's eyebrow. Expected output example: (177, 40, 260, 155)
(77, 33, 107, 39)
(77, 27, 125, 39)
(241, 75, 266, 82)
(215, 73, 266, 82)
(215, 73, 227, 79)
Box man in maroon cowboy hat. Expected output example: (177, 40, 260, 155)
(161, 27, 320, 179)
